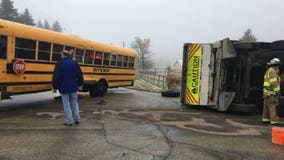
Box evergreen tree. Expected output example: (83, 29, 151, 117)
(17, 8, 35, 26)
(52, 20, 62, 32)
(36, 20, 43, 28)
(43, 20, 51, 29)
(239, 28, 257, 42)
(0, 0, 18, 21)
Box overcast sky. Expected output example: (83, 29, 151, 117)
(12, 0, 284, 67)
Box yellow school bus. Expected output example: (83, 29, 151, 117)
(0, 18, 137, 100)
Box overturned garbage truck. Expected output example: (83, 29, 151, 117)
(181, 38, 284, 112)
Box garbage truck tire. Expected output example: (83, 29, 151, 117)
(161, 90, 180, 97)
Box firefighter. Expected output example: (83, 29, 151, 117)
(262, 58, 281, 125)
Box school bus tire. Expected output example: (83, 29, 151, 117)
(88, 81, 108, 97)
(96, 80, 108, 97)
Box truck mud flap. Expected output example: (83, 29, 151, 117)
(217, 92, 235, 111)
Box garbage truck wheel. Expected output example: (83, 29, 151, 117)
(161, 90, 180, 97)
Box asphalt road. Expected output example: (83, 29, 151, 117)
(0, 88, 283, 160)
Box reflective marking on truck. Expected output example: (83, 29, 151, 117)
(186, 44, 202, 104)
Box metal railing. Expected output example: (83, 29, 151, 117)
(136, 69, 167, 89)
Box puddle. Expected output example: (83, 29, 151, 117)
(90, 109, 264, 136)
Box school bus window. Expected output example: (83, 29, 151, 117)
(111, 54, 117, 66)
(15, 37, 36, 60)
(52, 44, 63, 61)
(65, 46, 74, 51)
(123, 56, 128, 67)
(94, 51, 102, 65)
(117, 55, 122, 67)
(85, 50, 94, 65)
(129, 57, 135, 68)
(0, 35, 7, 59)
(103, 52, 110, 66)
(75, 48, 84, 63)
(38, 41, 51, 61)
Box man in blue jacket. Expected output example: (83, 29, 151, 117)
(52, 49, 84, 126)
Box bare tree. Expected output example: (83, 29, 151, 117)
(239, 28, 257, 42)
(131, 37, 154, 71)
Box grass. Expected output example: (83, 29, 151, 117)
(128, 78, 165, 92)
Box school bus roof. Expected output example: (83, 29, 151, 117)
(0, 18, 136, 57)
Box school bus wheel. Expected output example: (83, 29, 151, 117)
(96, 80, 108, 97)
(88, 81, 108, 97)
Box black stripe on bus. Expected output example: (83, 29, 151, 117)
(22, 60, 135, 70)
(110, 85, 133, 88)
(23, 71, 53, 74)
(0, 82, 51, 86)
(84, 72, 135, 76)
(7, 71, 135, 76)
(6, 89, 51, 96)
(108, 80, 133, 82)
(0, 80, 133, 86)
(23, 60, 57, 65)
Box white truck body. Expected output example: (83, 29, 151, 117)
(181, 38, 284, 111)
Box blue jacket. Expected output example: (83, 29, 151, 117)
(52, 57, 83, 94)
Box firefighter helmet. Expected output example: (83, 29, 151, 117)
(267, 58, 281, 66)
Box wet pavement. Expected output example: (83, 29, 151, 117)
(0, 88, 283, 160)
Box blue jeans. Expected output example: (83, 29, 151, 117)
(61, 92, 80, 124)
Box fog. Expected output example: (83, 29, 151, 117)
(13, 0, 284, 68)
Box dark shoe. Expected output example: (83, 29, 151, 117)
(75, 120, 80, 125)
(270, 122, 281, 126)
(63, 123, 73, 126)
(262, 121, 270, 124)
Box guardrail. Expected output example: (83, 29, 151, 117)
(136, 70, 167, 89)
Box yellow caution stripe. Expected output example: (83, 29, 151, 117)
(185, 44, 202, 105)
